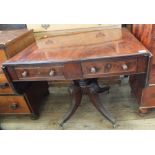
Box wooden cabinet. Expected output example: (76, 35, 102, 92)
(0, 29, 49, 118)
(128, 24, 155, 113)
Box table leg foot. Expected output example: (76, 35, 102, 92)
(60, 85, 82, 126)
(139, 108, 149, 114)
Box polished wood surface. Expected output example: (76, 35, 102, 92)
(4, 28, 149, 64)
(3, 28, 150, 83)
(149, 65, 155, 84)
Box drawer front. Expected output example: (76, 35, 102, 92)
(0, 73, 14, 94)
(15, 65, 65, 80)
(0, 95, 31, 114)
(82, 58, 137, 78)
(149, 65, 155, 84)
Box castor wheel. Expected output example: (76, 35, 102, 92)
(30, 113, 40, 120)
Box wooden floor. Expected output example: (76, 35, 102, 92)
(1, 78, 155, 130)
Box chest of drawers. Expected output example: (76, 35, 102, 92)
(128, 24, 155, 113)
(0, 29, 49, 119)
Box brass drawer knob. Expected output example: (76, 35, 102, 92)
(90, 67, 96, 73)
(104, 63, 112, 72)
(22, 71, 28, 77)
(122, 64, 128, 70)
(10, 103, 18, 110)
(49, 70, 55, 76)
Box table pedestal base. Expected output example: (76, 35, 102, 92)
(60, 79, 116, 127)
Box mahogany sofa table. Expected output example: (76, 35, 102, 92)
(2, 28, 152, 127)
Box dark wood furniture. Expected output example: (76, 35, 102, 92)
(3, 28, 151, 126)
(126, 24, 155, 113)
(0, 29, 49, 119)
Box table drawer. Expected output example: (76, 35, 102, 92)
(15, 65, 65, 80)
(0, 95, 31, 114)
(0, 73, 14, 94)
(82, 58, 137, 78)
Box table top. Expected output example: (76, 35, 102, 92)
(4, 28, 149, 65)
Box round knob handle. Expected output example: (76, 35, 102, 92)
(106, 63, 112, 69)
(49, 70, 55, 76)
(10, 103, 18, 110)
(122, 64, 128, 70)
(90, 67, 96, 73)
(104, 63, 112, 72)
(22, 71, 28, 77)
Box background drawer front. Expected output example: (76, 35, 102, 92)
(0, 95, 31, 114)
(149, 65, 155, 84)
(0, 73, 14, 94)
(15, 65, 65, 80)
(82, 58, 137, 78)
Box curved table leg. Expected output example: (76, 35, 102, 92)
(88, 83, 116, 126)
(59, 85, 82, 127)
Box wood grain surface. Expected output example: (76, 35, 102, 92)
(4, 28, 149, 65)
